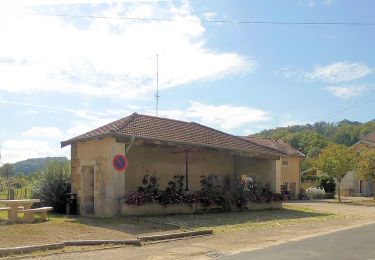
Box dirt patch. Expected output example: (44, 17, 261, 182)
(141, 205, 336, 233)
(27, 201, 375, 260)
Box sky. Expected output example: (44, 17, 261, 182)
(0, 0, 374, 163)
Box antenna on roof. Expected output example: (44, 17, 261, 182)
(155, 54, 160, 117)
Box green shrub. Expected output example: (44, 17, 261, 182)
(318, 175, 336, 194)
(31, 160, 71, 213)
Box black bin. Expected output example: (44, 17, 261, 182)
(66, 193, 78, 215)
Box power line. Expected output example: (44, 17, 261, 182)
(304, 90, 375, 123)
(26, 13, 375, 26)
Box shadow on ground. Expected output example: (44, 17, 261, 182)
(70, 215, 177, 235)
(138, 208, 333, 230)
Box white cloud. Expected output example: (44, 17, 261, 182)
(157, 101, 271, 130)
(298, 0, 333, 7)
(0, 0, 166, 7)
(202, 12, 216, 20)
(280, 62, 372, 83)
(324, 86, 366, 99)
(0, 3, 252, 100)
(322, 0, 333, 5)
(1, 139, 69, 163)
(307, 62, 371, 83)
(22, 126, 64, 138)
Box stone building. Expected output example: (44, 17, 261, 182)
(61, 113, 302, 217)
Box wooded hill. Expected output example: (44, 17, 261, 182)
(13, 157, 69, 176)
(255, 119, 375, 171)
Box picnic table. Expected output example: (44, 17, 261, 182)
(0, 199, 40, 223)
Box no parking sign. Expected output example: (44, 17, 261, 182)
(112, 154, 128, 172)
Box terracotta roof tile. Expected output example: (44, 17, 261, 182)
(241, 136, 305, 157)
(61, 113, 282, 157)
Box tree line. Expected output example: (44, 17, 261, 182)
(256, 119, 375, 171)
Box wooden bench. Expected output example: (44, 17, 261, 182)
(18, 207, 53, 223)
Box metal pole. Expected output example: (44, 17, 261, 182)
(155, 54, 159, 116)
(185, 150, 189, 191)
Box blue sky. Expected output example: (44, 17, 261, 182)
(0, 0, 374, 163)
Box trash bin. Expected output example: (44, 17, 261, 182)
(66, 193, 78, 215)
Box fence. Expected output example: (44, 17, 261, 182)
(0, 188, 31, 200)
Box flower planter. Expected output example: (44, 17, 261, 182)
(245, 201, 282, 210)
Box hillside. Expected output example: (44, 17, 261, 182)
(13, 157, 69, 175)
(255, 119, 375, 171)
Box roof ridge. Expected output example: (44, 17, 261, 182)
(240, 136, 286, 155)
(113, 112, 138, 132)
(135, 113, 196, 126)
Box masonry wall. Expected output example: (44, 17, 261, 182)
(279, 156, 301, 198)
(125, 145, 277, 193)
(71, 137, 126, 217)
(341, 171, 374, 197)
(71, 137, 278, 217)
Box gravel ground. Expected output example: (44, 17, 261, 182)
(26, 201, 375, 260)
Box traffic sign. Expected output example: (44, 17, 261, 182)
(112, 154, 128, 172)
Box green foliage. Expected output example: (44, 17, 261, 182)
(166, 174, 185, 194)
(199, 175, 231, 211)
(138, 173, 160, 195)
(256, 119, 375, 171)
(356, 148, 375, 199)
(317, 175, 336, 194)
(12, 157, 68, 176)
(31, 160, 71, 213)
(0, 163, 15, 180)
(312, 143, 356, 201)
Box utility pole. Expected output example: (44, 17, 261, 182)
(155, 54, 160, 117)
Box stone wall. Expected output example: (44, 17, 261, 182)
(121, 201, 282, 216)
(71, 137, 278, 217)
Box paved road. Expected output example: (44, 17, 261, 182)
(220, 223, 375, 260)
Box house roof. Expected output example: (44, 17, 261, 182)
(61, 113, 283, 158)
(240, 136, 305, 157)
(353, 129, 375, 148)
(363, 130, 375, 144)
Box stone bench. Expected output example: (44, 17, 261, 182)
(0, 207, 11, 219)
(18, 207, 53, 223)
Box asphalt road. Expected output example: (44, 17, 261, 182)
(220, 223, 375, 260)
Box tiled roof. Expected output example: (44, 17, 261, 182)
(61, 113, 282, 157)
(354, 130, 375, 147)
(364, 130, 375, 144)
(240, 136, 305, 157)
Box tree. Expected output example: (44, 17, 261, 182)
(0, 163, 16, 199)
(312, 144, 356, 202)
(356, 148, 375, 200)
(31, 160, 71, 213)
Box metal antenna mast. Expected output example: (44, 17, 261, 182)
(155, 54, 160, 117)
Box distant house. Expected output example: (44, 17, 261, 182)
(241, 137, 305, 199)
(341, 130, 375, 197)
(61, 113, 303, 217)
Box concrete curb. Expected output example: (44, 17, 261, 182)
(63, 239, 141, 247)
(0, 230, 213, 257)
(0, 240, 140, 258)
(138, 229, 213, 242)
(0, 243, 65, 257)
